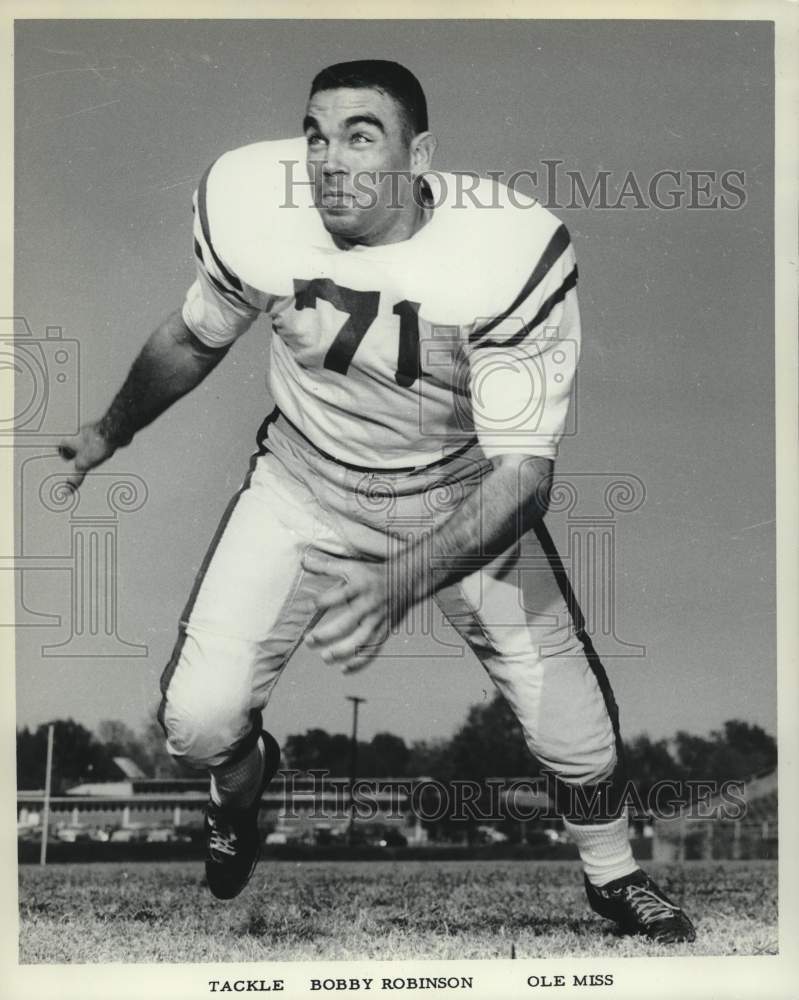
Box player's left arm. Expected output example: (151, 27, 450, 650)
(409, 450, 554, 590)
(302, 452, 553, 673)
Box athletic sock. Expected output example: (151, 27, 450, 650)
(209, 737, 265, 808)
(563, 814, 639, 887)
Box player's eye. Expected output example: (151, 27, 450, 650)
(306, 134, 327, 148)
(350, 132, 373, 145)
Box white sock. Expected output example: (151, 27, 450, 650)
(563, 814, 638, 887)
(210, 737, 265, 808)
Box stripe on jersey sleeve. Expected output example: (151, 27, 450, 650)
(468, 222, 571, 345)
(193, 236, 252, 308)
(472, 265, 578, 351)
(197, 160, 245, 294)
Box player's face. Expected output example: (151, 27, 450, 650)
(304, 87, 430, 246)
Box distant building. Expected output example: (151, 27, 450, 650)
(652, 769, 777, 861)
(18, 772, 424, 842)
(17, 771, 558, 844)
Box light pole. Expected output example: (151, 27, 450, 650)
(40, 723, 55, 866)
(346, 696, 366, 846)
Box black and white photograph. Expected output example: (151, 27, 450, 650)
(5, 6, 797, 999)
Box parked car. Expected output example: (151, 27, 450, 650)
(108, 827, 148, 843)
(377, 828, 408, 847)
(351, 823, 408, 847)
(17, 827, 52, 842)
(525, 828, 560, 848)
(55, 826, 92, 843)
(475, 825, 509, 845)
(265, 831, 288, 845)
(145, 827, 191, 843)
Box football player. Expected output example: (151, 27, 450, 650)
(58, 60, 695, 942)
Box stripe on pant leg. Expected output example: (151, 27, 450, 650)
(156, 409, 280, 750)
(532, 518, 627, 820)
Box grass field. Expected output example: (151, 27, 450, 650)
(18, 859, 777, 963)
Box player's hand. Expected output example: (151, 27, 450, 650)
(302, 550, 408, 674)
(56, 422, 117, 491)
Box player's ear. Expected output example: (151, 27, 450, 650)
(410, 131, 437, 176)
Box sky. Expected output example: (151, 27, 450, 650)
(11, 19, 776, 749)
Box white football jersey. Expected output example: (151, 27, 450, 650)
(182, 137, 580, 469)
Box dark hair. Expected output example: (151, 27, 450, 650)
(309, 59, 429, 138)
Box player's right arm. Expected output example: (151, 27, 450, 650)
(57, 311, 231, 490)
(58, 156, 262, 491)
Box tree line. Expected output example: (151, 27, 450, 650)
(16, 693, 776, 795)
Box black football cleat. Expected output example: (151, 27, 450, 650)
(204, 730, 281, 900)
(585, 869, 696, 943)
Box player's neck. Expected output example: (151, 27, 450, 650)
(334, 197, 432, 250)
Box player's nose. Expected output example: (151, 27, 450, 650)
(322, 142, 348, 175)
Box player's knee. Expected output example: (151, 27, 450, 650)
(159, 628, 258, 769)
(573, 740, 617, 786)
(161, 691, 252, 769)
(523, 722, 617, 787)
(160, 667, 253, 770)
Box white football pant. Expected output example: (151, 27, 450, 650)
(159, 414, 619, 789)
